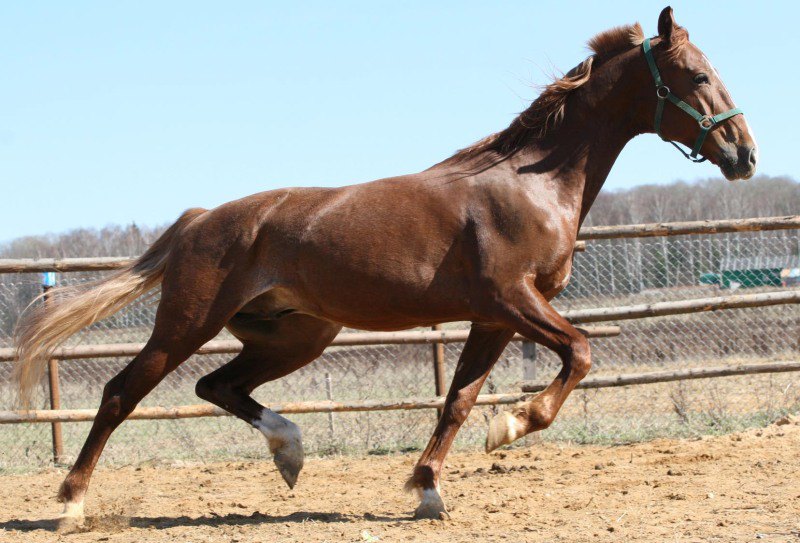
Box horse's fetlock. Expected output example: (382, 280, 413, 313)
(58, 475, 83, 504)
(530, 410, 555, 431)
(525, 399, 556, 431)
(407, 464, 438, 492)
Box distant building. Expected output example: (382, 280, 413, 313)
(699, 255, 800, 289)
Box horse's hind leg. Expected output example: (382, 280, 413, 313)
(195, 313, 341, 488)
(56, 289, 241, 530)
(57, 341, 212, 530)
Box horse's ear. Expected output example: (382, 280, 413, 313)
(657, 6, 677, 41)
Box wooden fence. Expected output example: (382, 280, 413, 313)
(0, 326, 621, 363)
(2, 289, 798, 423)
(1, 215, 798, 463)
(5, 360, 800, 425)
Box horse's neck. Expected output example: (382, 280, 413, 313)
(436, 48, 646, 229)
(517, 56, 644, 227)
(559, 123, 634, 226)
(496, 124, 632, 236)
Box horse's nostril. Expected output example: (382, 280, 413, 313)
(748, 147, 758, 168)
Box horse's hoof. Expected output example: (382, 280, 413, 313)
(57, 515, 84, 534)
(257, 414, 305, 489)
(485, 411, 523, 452)
(273, 442, 304, 489)
(57, 501, 85, 533)
(413, 489, 450, 520)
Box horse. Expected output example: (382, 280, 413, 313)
(14, 6, 756, 528)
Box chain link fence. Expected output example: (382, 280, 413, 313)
(1, 230, 798, 472)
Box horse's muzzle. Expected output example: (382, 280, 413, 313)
(719, 144, 757, 181)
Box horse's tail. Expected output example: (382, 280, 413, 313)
(13, 208, 206, 408)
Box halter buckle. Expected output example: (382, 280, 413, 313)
(656, 86, 670, 100)
(699, 116, 714, 129)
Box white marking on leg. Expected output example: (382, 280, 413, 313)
(253, 409, 301, 453)
(60, 499, 84, 519)
(58, 499, 86, 532)
(503, 411, 526, 442)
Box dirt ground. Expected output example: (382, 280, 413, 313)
(2, 418, 799, 543)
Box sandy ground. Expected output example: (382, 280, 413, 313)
(2, 418, 799, 543)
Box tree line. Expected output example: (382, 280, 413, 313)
(584, 175, 799, 226)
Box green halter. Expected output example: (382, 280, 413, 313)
(642, 37, 743, 163)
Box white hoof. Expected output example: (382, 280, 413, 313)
(254, 409, 304, 489)
(413, 489, 449, 520)
(57, 500, 85, 533)
(486, 411, 524, 452)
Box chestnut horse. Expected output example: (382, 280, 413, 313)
(15, 7, 756, 527)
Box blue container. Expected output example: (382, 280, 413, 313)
(42, 272, 56, 287)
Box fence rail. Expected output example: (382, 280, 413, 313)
(0, 257, 132, 273)
(0, 326, 622, 362)
(560, 290, 800, 323)
(578, 215, 800, 240)
(2, 290, 797, 359)
(0, 393, 530, 424)
(522, 360, 800, 392)
(6, 360, 800, 425)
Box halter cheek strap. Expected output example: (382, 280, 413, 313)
(642, 38, 743, 163)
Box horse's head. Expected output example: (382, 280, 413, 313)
(644, 6, 757, 180)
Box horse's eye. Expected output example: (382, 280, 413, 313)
(693, 73, 709, 85)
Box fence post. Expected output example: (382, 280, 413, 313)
(522, 341, 537, 381)
(42, 272, 64, 464)
(431, 325, 446, 418)
(324, 372, 335, 439)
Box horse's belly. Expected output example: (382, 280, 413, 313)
(304, 280, 474, 331)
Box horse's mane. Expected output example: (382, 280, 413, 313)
(442, 23, 647, 169)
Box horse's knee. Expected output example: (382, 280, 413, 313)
(572, 337, 592, 379)
(443, 390, 473, 426)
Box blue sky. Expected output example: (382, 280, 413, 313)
(1, 1, 797, 242)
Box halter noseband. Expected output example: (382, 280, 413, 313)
(642, 37, 743, 163)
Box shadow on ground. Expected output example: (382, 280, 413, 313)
(0, 510, 407, 533)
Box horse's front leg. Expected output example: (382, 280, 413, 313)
(485, 278, 592, 451)
(406, 324, 514, 519)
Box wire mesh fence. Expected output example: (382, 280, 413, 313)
(0, 229, 798, 472)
